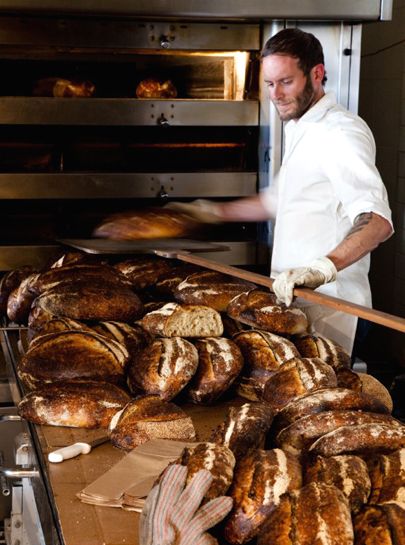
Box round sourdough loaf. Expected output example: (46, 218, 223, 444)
(18, 381, 130, 428)
(272, 388, 392, 435)
(257, 482, 353, 545)
(224, 448, 302, 545)
(309, 423, 405, 457)
(174, 270, 257, 312)
(353, 503, 405, 545)
(275, 410, 403, 457)
(92, 321, 152, 359)
(18, 330, 129, 389)
(109, 395, 196, 451)
(262, 357, 337, 411)
(227, 289, 308, 335)
(175, 442, 235, 501)
(304, 455, 371, 513)
(138, 302, 224, 338)
(367, 448, 405, 504)
(127, 337, 199, 401)
(209, 402, 274, 459)
(293, 333, 351, 369)
(186, 337, 243, 404)
(93, 208, 197, 240)
(114, 256, 173, 290)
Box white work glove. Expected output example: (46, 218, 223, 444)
(139, 464, 233, 545)
(272, 257, 337, 307)
(165, 199, 222, 224)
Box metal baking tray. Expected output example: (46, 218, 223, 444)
(58, 238, 230, 255)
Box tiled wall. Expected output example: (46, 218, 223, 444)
(359, 0, 405, 368)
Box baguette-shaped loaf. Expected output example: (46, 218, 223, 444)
(139, 302, 223, 337)
(305, 455, 371, 513)
(210, 402, 274, 459)
(175, 442, 235, 501)
(227, 289, 308, 335)
(276, 410, 403, 456)
(18, 381, 130, 428)
(224, 448, 302, 545)
(262, 357, 337, 411)
(257, 482, 353, 545)
(174, 270, 257, 312)
(186, 337, 243, 404)
(272, 388, 391, 435)
(18, 330, 129, 389)
(367, 448, 405, 505)
(109, 395, 196, 451)
(293, 333, 351, 369)
(309, 423, 405, 457)
(114, 256, 173, 290)
(353, 503, 405, 545)
(127, 337, 199, 401)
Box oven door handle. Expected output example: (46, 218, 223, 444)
(0, 415, 21, 423)
(0, 466, 39, 479)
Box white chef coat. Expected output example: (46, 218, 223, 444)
(260, 92, 393, 353)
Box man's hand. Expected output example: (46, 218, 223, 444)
(139, 464, 233, 545)
(272, 256, 337, 307)
(165, 199, 222, 224)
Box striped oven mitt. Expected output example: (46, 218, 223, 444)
(139, 464, 233, 545)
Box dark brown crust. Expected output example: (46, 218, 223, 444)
(126, 337, 199, 401)
(186, 337, 244, 404)
(227, 289, 308, 335)
(293, 333, 351, 369)
(154, 264, 202, 298)
(18, 330, 129, 389)
(109, 395, 196, 451)
(272, 388, 391, 435)
(262, 358, 337, 411)
(174, 270, 257, 312)
(304, 455, 371, 513)
(367, 448, 405, 504)
(114, 256, 173, 290)
(0, 266, 36, 315)
(335, 367, 362, 391)
(91, 321, 152, 358)
(28, 317, 93, 344)
(29, 282, 143, 323)
(209, 402, 274, 459)
(224, 448, 302, 545)
(7, 273, 40, 323)
(309, 423, 405, 457)
(276, 410, 403, 456)
(353, 504, 405, 545)
(18, 381, 130, 428)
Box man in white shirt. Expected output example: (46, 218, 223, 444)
(175, 28, 393, 353)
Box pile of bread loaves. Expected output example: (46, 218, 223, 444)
(1, 251, 404, 544)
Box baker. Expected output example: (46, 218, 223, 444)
(169, 28, 393, 354)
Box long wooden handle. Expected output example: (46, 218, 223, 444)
(156, 250, 405, 334)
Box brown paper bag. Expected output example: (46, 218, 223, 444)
(77, 439, 197, 512)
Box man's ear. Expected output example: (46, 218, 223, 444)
(312, 63, 325, 85)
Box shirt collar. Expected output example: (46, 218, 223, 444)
(286, 91, 337, 131)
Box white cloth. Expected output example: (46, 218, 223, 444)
(261, 92, 393, 352)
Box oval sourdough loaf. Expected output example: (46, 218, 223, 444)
(153, 263, 202, 298)
(224, 448, 302, 545)
(304, 455, 371, 513)
(335, 369, 394, 412)
(272, 388, 391, 435)
(367, 448, 405, 504)
(353, 503, 405, 545)
(109, 394, 196, 451)
(28, 317, 93, 344)
(92, 321, 152, 359)
(174, 270, 257, 312)
(186, 337, 244, 404)
(227, 289, 308, 335)
(114, 256, 173, 290)
(7, 273, 40, 323)
(293, 333, 351, 369)
(175, 442, 235, 501)
(210, 402, 274, 459)
(138, 302, 223, 337)
(257, 482, 354, 545)
(309, 423, 405, 457)
(18, 381, 130, 428)
(276, 410, 403, 456)
(127, 337, 199, 401)
(0, 266, 36, 315)
(262, 357, 337, 411)
(18, 330, 129, 389)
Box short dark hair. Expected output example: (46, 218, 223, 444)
(262, 28, 327, 85)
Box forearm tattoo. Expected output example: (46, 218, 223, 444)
(345, 212, 373, 240)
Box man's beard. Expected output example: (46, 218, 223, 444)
(274, 76, 316, 122)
